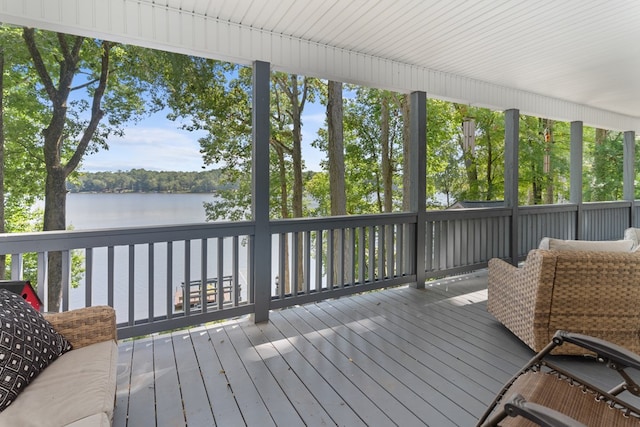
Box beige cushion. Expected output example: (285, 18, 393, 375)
(65, 413, 110, 427)
(539, 237, 634, 252)
(0, 340, 117, 427)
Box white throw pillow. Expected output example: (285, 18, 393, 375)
(538, 237, 551, 250)
(624, 227, 640, 251)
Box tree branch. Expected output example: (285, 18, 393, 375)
(64, 41, 110, 174)
(22, 28, 57, 101)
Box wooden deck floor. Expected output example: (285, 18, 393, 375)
(112, 271, 631, 426)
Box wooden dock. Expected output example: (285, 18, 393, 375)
(173, 276, 235, 311)
(115, 271, 628, 426)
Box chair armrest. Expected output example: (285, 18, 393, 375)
(555, 331, 640, 371)
(44, 305, 117, 349)
(503, 394, 585, 427)
(487, 250, 558, 351)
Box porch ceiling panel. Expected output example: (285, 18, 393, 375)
(2, 0, 640, 131)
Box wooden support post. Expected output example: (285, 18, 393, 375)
(624, 130, 636, 227)
(504, 109, 519, 264)
(570, 121, 583, 239)
(251, 60, 271, 323)
(410, 91, 426, 288)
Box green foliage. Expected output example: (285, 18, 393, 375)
(311, 86, 406, 215)
(583, 128, 624, 202)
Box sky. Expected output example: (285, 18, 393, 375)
(80, 103, 328, 173)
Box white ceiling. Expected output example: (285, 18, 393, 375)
(3, 0, 640, 131)
(190, 0, 640, 117)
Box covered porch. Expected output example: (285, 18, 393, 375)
(1, 2, 640, 426)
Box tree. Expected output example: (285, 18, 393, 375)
(0, 26, 50, 279)
(20, 28, 147, 310)
(585, 128, 624, 202)
(425, 99, 460, 207)
(327, 80, 350, 284)
(518, 115, 570, 205)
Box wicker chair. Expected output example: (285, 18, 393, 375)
(44, 305, 117, 348)
(488, 249, 640, 355)
(477, 331, 640, 426)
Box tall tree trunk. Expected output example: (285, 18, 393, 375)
(287, 75, 306, 291)
(274, 144, 291, 294)
(531, 163, 542, 204)
(327, 81, 349, 285)
(543, 119, 554, 204)
(380, 94, 393, 213)
(592, 128, 609, 201)
(44, 167, 67, 306)
(380, 94, 394, 278)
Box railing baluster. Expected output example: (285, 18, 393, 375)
(37, 252, 46, 310)
(368, 226, 375, 282)
(107, 246, 114, 308)
(128, 245, 135, 326)
(201, 238, 208, 314)
(232, 236, 239, 306)
(358, 227, 365, 284)
(166, 242, 173, 320)
(11, 253, 22, 280)
(86, 248, 93, 308)
(378, 226, 384, 279)
(62, 250, 70, 312)
(327, 228, 334, 289)
(292, 231, 300, 295)
(247, 235, 254, 305)
(316, 230, 323, 292)
(184, 240, 191, 318)
(304, 231, 311, 294)
(337, 228, 344, 287)
(217, 237, 223, 310)
(350, 227, 356, 285)
(387, 225, 394, 278)
(148, 243, 154, 321)
(278, 233, 285, 298)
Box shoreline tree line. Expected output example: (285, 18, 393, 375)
(67, 169, 232, 194)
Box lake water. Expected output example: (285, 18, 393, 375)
(66, 192, 215, 229)
(62, 193, 246, 320)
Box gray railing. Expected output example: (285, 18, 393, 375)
(582, 201, 633, 241)
(518, 204, 577, 256)
(0, 201, 635, 338)
(425, 208, 511, 276)
(269, 213, 418, 309)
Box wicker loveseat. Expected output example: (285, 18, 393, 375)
(488, 249, 640, 355)
(0, 306, 118, 426)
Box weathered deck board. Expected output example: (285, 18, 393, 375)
(113, 271, 631, 426)
(154, 334, 185, 427)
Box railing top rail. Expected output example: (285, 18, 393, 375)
(0, 221, 255, 254)
(425, 207, 512, 221)
(270, 211, 417, 233)
(581, 200, 633, 210)
(518, 203, 578, 214)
